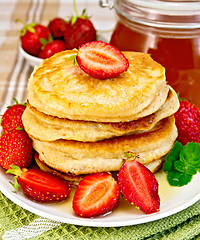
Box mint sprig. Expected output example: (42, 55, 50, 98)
(163, 141, 200, 187)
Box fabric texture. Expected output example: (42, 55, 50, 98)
(0, 1, 200, 239)
(0, 192, 200, 239)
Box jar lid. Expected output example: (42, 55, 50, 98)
(126, 0, 200, 13)
(100, 0, 200, 29)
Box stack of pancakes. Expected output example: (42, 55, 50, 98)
(22, 50, 179, 184)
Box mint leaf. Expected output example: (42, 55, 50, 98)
(174, 161, 197, 175)
(163, 141, 183, 171)
(180, 142, 200, 169)
(163, 141, 200, 187)
(167, 171, 193, 187)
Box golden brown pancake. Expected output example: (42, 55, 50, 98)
(22, 49, 179, 182)
(22, 86, 179, 142)
(35, 153, 163, 185)
(27, 50, 169, 122)
(34, 153, 84, 186)
(31, 116, 177, 175)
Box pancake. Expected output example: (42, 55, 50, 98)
(34, 153, 85, 186)
(31, 116, 177, 175)
(27, 50, 169, 122)
(34, 153, 163, 185)
(23, 49, 179, 181)
(22, 86, 179, 142)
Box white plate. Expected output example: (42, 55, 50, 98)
(0, 166, 199, 227)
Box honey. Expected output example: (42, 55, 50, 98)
(103, 0, 200, 107)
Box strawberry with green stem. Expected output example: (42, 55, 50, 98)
(18, 20, 51, 57)
(7, 165, 71, 203)
(1, 98, 26, 132)
(64, 0, 96, 49)
(38, 38, 66, 59)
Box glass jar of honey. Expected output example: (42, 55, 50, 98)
(100, 0, 200, 107)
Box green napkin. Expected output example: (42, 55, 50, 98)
(0, 191, 199, 240)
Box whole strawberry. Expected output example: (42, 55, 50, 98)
(0, 129, 33, 170)
(1, 98, 26, 132)
(174, 100, 200, 145)
(7, 166, 71, 203)
(19, 21, 51, 56)
(38, 39, 66, 59)
(64, 1, 96, 49)
(48, 17, 67, 39)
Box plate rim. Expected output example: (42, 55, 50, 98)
(0, 171, 199, 227)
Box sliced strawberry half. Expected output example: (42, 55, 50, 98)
(73, 172, 120, 218)
(76, 41, 129, 79)
(118, 158, 160, 214)
(7, 166, 71, 203)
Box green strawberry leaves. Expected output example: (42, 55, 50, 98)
(163, 141, 200, 186)
(7, 98, 26, 109)
(124, 151, 136, 161)
(40, 34, 54, 50)
(68, 53, 78, 66)
(6, 165, 22, 191)
(70, 0, 89, 25)
(16, 19, 37, 37)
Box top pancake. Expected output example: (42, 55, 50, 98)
(28, 50, 168, 122)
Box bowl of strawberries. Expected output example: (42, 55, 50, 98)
(18, 3, 97, 67)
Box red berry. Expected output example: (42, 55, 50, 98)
(34, 24, 51, 40)
(7, 166, 71, 203)
(118, 158, 160, 214)
(76, 41, 129, 79)
(174, 100, 200, 145)
(63, 3, 96, 49)
(64, 17, 96, 49)
(73, 172, 120, 218)
(20, 22, 51, 56)
(48, 17, 67, 38)
(38, 39, 66, 59)
(0, 129, 33, 170)
(21, 31, 42, 56)
(1, 99, 26, 132)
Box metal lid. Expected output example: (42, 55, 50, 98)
(100, 0, 200, 29)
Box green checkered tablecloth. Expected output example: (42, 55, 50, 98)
(0, 191, 200, 239)
(0, 1, 200, 239)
